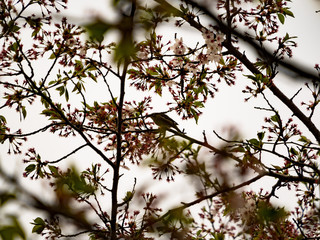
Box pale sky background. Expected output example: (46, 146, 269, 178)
(1, 0, 320, 238)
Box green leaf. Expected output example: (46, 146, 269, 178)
(48, 165, 59, 177)
(112, 0, 120, 6)
(243, 73, 267, 83)
(0, 215, 26, 240)
(49, 52, 56, 59)
(9, 42, 19, 52)
(213, 232, 225, 240)
(243, 74, 256, 81)
(84, 19, 111, 42)
(40, 96, 50, 108)
(88, 72, 97, 82)
(0, 193, 16, 206)
(0, 115, 6, 124)
(257, 202, 288, 224)
(299, 135, 311, 144)
(193, 101, 204, 108)
(72, 82, 84, 93)
(248, 138, 260, 148)
(24, 164, 36, 173)
(231, 146, 245, 153)
(190, 108, 199, 123)
(270, 114, 280, 123)
(257, 131, 265, 141)
(283, 8, 294, 17)
(277, 13, 285, 24)
(59, 167, 96, 196)
(21, 106, 27, 119)
(114, 36, 136, 61)
(271, 164, 282, 170)
(290, 147, 298, 156)
(31, 217, 45, 234)
(8, 21, 21, 32)
(31, 28, 40, 37)
(56, 86, 65, 96)
(122, 191, 134, 203)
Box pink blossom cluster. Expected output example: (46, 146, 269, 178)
(171, 37, 186, 55)
(137, 46, 149, 59)
(169, 30, 224, 71)
(198, 29, 224, 64)
(170, 37, 187, 68)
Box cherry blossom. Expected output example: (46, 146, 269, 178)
(137, 46, 149, 59)
(171, 37, 186, 55)
(200, 29, 224, 64)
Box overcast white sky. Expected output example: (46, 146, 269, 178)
(1, 0, 320, 238)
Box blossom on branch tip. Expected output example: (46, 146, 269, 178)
(200, 29, 224, 64)
(171, 37, 186, 55)
(166, 80, 176, 87)
(216, 33, 225, 43)
(171, 57, 184, 68)
(79, 47, 87, 57)
(137, 46, 149, 59)
(202, 30, 215, 46)
(185, 62, 198, 75)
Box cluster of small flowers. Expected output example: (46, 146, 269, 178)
(198, 29, 224, 64)
(170, 30, 224, 70)
(169, 38, 187, 68)
(137, 46, 149, 60)
(170, 38, 199, 73)
(171, 37, 186, 55)
(135, 30, 224, 75)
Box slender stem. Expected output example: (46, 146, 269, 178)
(143, 173, 266, 231)
(224, 41, 320, 143)
(164, 0, 320, 143)
(110, 1, 136, 237)
(155, 0, 320, 143)
(110, 60, 128, 239)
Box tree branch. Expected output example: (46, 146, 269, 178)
(180, 0, 320, 82)
(156, 0, 320, 143)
